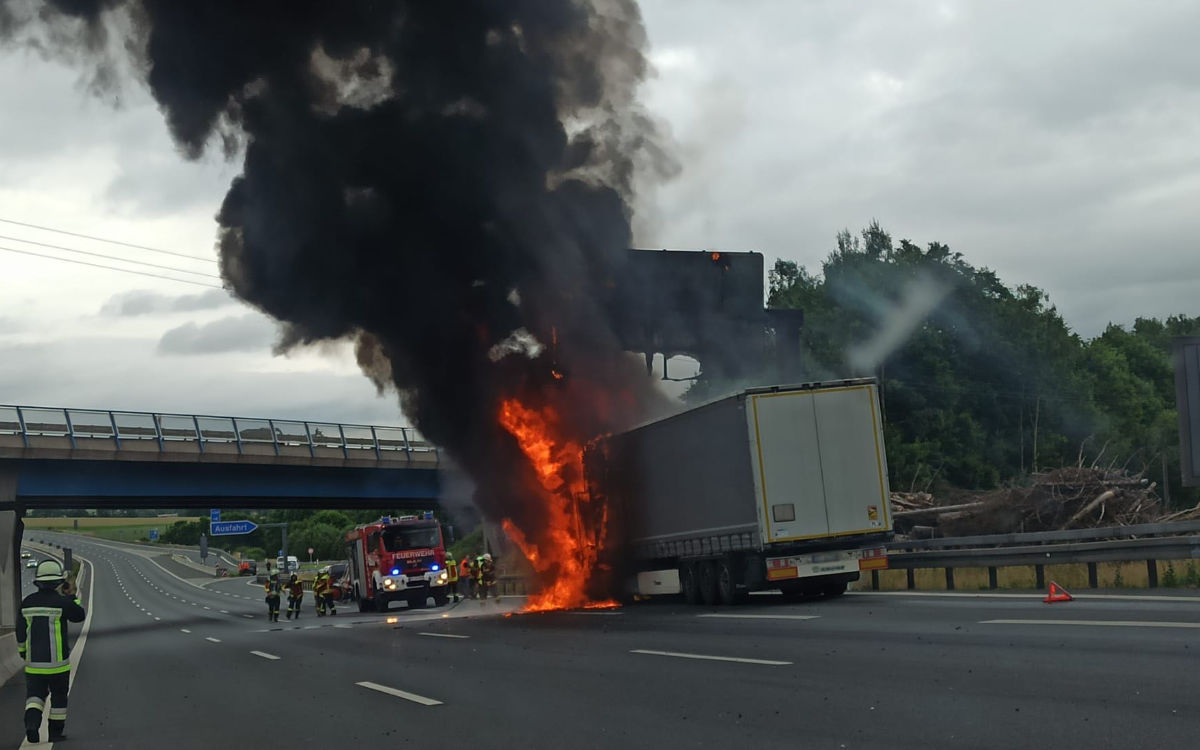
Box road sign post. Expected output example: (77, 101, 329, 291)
(308, 546, 314, 563)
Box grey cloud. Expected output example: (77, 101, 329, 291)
(100, 288, 234, 317)
(157, 314, 276, 355)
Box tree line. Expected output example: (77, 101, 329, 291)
(752, 222, 1198, 505)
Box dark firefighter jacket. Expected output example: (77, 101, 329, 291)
(16, 588, 86, 675)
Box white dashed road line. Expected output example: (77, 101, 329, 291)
(251, 651, 281, 660)
(630, 649, 792, 666)
(356, 681, 443, 706)
(696, 614, 820, 621)
(205, 637, 222, 643)
(180, 629, 191, 633)
(418, 632, 470, 639)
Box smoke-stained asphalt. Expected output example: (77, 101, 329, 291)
(5, 531, 1200, 749)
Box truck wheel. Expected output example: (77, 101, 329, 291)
(699, 561, 720, 606)
(716, 558, 745, 606)
(680, 564, 701, 605)
(355, 585, 373, 613)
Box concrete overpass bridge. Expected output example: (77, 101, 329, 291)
(0, 403, 444, 628)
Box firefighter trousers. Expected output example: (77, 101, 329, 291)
(266, 595, 280, 620)
(25, 670, 70, 736)
(286, 595, 301, 618)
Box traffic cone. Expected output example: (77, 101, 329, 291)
(1043, 581, 1073, 603)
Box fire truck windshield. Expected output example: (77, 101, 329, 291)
(381, 525, 440, 552)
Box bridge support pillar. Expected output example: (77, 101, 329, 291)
(1, 466, 20, 630)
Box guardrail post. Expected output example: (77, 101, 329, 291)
(268, 419, 280, 456)
(63, 409, 77, 450)
(1087, 562, 1098, 588)
(337, 424, 348, 459)
(303, 422, 315, 458)
(370, 426, 381, 461)
(16, 407, 28, 448)
(944, 567, 955, 590)
(232, 418, 244, 455)
(1035, 565, 1045, 590)
(987, 566, 997, 590)
(108, 411, 121, 450)
(871, 570, 880, 591)
(401, 427, 412, 461)
(152, 412, 164, 452)
(193, 415, 205, 454)
(905, 569, 915, 590)
(1147, 560, 1158, 588)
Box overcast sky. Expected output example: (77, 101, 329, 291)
(1, 1, 1198, 424)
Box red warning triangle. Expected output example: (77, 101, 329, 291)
(1043, 581, 1073, 603)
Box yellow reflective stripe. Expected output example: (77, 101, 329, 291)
(26, 698, 45, 710)
(55, 616, 65, 663)
(26, 664, 71, 675)
(48, 709, 68, 719)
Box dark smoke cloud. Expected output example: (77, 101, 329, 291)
(6, 1, 670, 549)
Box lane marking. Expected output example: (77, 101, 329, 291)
(568, 610, 623, 616)
(220, 610, 229, 614)
(850, 591, 1200, 603)
(696, 614, 819, 621)
(251, 651, 281, 660)
(980, 619, 1200, 629)
(418, 632, 470, 639)
(630, 649, 791, 666)
(243, 614, 255, 619)
(205, 637, 222, 643)
(355, 681, 443, 706)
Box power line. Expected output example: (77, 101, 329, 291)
(0, 234, 221, 279)
(0, 245, 222, 289)
(0, 217, 214, 263)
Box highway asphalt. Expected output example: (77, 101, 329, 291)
(6, 532, 1200, 748)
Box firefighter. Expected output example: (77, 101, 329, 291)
(264, 573, 282, 622)
(445, 552, 460, 603)
(460, 555, 476, 599)
(477, 553, 497, 603)
(313, 570, 328, 616)
(285, 573, 304, 620)
(17, 559, 86, 744)
(314, 569, 338, 616)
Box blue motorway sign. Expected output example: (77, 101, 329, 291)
(210, 520, 258, 536)
(149, 529, 159, 541)
(210, 508, 221, 523)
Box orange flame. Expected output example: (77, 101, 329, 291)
(498, 398, 617, 612)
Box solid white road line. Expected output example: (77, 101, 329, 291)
(205, 637, 222, 643)
(696, 614, 819, 621)
(418, 632, 470, 639)
(356, 681, 443, 706)
(980, 619, 1200, 629)
(251, 651, 280, 660)
(630, 649, 792, 666)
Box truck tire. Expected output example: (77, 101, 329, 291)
(716, 558, 747, 605)
(680, 564, 701, 605)
(355, 585, 373, 612)
(699, 560, 720, 606)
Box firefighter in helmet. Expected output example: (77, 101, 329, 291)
(445, 552, 460, 603)
(285, 573, 304, 620)
(314, 568, 337, 616)
(264, 572, 282, 622)
(477, 553, 497, 603)
(17, 559, 86, 744)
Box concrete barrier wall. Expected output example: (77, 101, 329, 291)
(1, 632, 23, 687)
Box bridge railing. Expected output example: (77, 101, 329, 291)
(0, 404, 437, 463)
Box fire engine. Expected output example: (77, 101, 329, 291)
(345, 513, 451, 611)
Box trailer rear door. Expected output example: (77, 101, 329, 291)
(748, 383, 891, 544)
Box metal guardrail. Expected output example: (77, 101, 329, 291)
(0, 404, 438, 462)
(881, 520, 1200, 590)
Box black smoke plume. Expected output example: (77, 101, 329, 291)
(4, 1, 670, 572)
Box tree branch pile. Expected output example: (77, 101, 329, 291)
(892, 467, 1162, 536)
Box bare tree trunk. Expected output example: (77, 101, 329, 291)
(1032, 395, 1041, 474)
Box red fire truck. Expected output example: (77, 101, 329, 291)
(345, 513, 452, 611)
